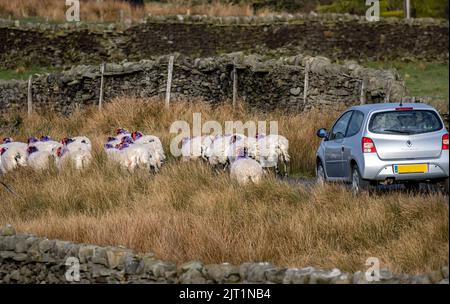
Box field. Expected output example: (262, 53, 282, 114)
(0, 98, 448, 274)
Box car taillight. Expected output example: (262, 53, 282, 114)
(443, 133, 449, 150)
(362, 137, 377, 153)
(395, 107, 413, 111)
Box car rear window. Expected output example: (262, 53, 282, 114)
(369, 110, 443, 135)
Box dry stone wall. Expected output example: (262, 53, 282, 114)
(0, 225, 448, 284)
(0, 53, 407, 116)
(0, 14, 448, 69)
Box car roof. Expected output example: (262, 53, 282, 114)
(348, 102, 436, 114)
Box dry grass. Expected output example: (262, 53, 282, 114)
(0, 0, 261, 22)
(0, 98, 448, 274)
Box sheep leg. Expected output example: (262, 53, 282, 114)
(283, 160, 290, 177)
(275, 164, 281, 177)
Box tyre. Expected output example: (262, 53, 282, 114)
(437, 178, 449, 195)
(316, 161, 326, 185)
(351, 164, 370, 194)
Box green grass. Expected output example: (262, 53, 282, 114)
(365, 61, 449, 111)
(0, 66, 61, 81)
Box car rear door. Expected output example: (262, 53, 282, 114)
(324, 111, 353, 178)
(341, 110, 365, 180)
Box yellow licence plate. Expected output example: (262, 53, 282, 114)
(393, 164, 428, 174)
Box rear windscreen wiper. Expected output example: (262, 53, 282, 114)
(383, 129, 413, 134)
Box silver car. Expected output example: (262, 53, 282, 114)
(315, 103, 449, 193)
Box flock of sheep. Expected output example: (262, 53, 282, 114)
(0, 129, 290, 185)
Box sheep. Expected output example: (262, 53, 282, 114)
(230, 147, 263, 185)
(61, 136, 92, 152)
(26, 146, 53, 170)
(54, 146, 92, 170)
(181, 136, 203, 162)
(247, 134, 290, 176)
(130, 131, 166, 163)
(104, 141, 160, 173)
(30, 136, 63, 154)
(0, 145, 28, 173)
(205, 134, 246, 169)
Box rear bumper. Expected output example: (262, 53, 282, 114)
(360, 151, 449, 181)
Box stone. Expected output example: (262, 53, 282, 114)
(137, 258, 176, 278)
(14, 236, 28, 253)
(309, 268, 342, 284)
(330, 273, 353, 284)
(283, 267, 315, 284)
(106, 248, 134, 269)
(265, 268, 287, 283)
(38, 239, 55, 254)
(245, 262, 276, 282)
(78, 244, 98, 263)
(290, 87, 301, 95)
(204, 263, 240, 283)
(180, 261, 203, 273)
(179, 269, 207, 284)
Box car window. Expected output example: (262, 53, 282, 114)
(346, 111, 364, 137)
(330, 111, 353, 140)
(369, 110, 443, 135)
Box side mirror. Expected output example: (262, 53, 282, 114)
(316, 128, 327, 139)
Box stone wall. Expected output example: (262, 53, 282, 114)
(0, 14, 448, 69)
(0, 225, 448, 284)
(0, 53, 407, 116)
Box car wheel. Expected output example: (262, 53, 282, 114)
(351, 164, 370, 195)
(316, 161, 326, 185)
(437, 178, 449, 195)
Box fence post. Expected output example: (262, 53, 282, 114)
(27, 75, 32, 116)
(99, 62, 105, 111)
(360, 79, 367, 105)
(301, 60, 310, 110)
(165, 56, 174, 109)
(232, 58, 238, 108)
(384, 80, 392, 103)
(405, 0, 411, 19)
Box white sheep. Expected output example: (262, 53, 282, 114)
(0, 144, 28, 173)
(205, 134, 246, 169)
(26, 146, 53, 170)
(29, 136, 62, 154)
(248, 134, 290, 176)
(54, 146, 92, 170)
(104, 142, 160, 173)
(131, 131, 166, 163)
(230, 148, 263, 185)
(62, 136, 92, 152)
(181, 136, 202, 161)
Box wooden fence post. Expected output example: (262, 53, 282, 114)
(384, 80, 392, 103)
(99, 62, 105, 111)
(232, 58, 238, 108)
(360, 78, 367, 105)
(165, 56, 174, 109)
(301, 60, 310, 109)
(27, 75, 32, 116)
(405, 0, 411, 19)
